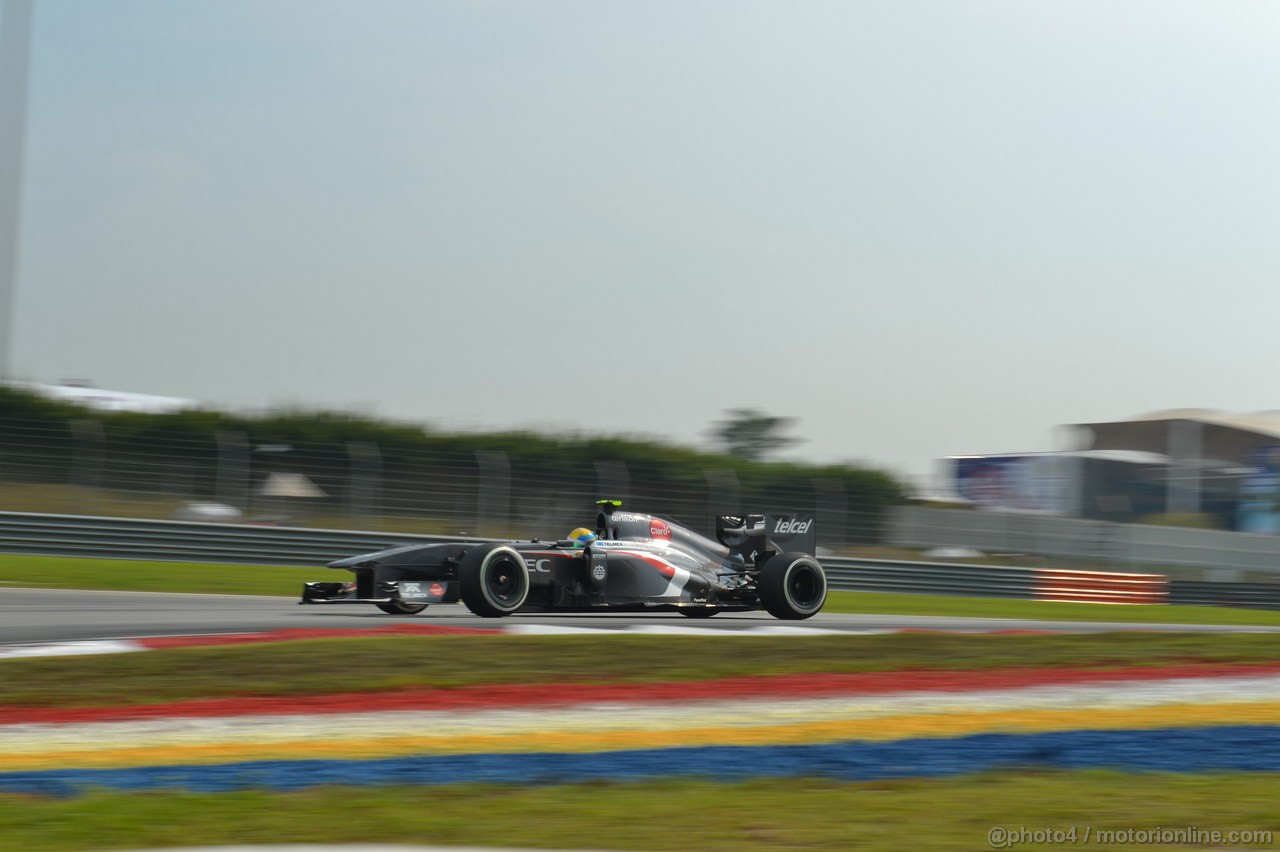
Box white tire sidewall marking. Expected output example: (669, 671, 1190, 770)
(481, 546, 529, 612)
(783, 557, 826, 614)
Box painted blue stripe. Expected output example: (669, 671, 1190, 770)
(5, 726, 1280, 796)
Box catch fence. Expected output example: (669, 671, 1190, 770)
(0, 417, 886, 548)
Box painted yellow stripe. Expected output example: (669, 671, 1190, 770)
(3, 701, 1280, 773)
(13, 673, 1280, 757)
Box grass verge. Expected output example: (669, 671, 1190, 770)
(821, 589, 1280, 626)
(2, 632, 1280, 708)
(1, 772, 1278, 851)
(0, 552, 306, 595)
(3, 552, 1280, 625)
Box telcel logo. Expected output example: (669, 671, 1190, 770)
(773, 518, 812, 535)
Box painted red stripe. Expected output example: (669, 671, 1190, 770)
(4, 661, 1280, 725)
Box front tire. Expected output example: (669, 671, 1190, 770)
(376, 601, 428, 615)
(460, 545, 530, 617)
(758, 552, 827, 620)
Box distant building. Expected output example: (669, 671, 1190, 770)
(945, 409, 1280, 531)
(946, 450, 1169, 520)
(1073, 409, 1280, 532)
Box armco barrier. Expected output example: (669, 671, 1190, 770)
(0, 510, 1050, 599)
(1034, 568, 1168, 604)
(1168, 580, 1280, 610)
(0, 511, 460, 566)
(821, 559, 1038, 598)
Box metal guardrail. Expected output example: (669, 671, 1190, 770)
(28, 509, 1280, 608)
(0, 511, 461, 566)
(0, 510, 1047, 600)
(1168, 580, 1280, 610)
(821, 559, 1037, 598)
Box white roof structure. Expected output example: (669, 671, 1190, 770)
(1072, 409, 1280, 464)
(20, 382, 197, 414)
(258, 472, 327, 499)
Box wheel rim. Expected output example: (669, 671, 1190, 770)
(785, 561, 825, 612)
(485, 555, 527, 609)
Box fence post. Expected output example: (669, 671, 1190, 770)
(475, 450, 511, 537)
(347, 441, 382, 524)
(215, 431, 249, 510)
(704, 469, 740, 517)
(812, 478, 847, 551)
(594, 460, 630, 504)
(69, 419, 104, 514)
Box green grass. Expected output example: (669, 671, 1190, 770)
(821, 589, 1280, 626)
(3, 632, 1279, 708)
(4, 551, 1280, 627)
(0, 552, 307, 595)
(1, 772, 1277, 851)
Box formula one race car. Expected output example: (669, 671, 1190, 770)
(301, 501, 828, 620)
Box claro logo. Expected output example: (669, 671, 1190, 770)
(773, 518, 813, 535)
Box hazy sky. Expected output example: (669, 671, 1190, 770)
(7, 0, 1280, 483)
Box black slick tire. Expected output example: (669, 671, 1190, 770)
(460, 544, 530, 617)
(758, 552, 827, 620)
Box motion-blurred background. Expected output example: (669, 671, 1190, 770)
(4, 1, 1280, 573)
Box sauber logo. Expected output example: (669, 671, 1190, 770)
(649, 519, 672, 540)
(773, 518, 813, 535)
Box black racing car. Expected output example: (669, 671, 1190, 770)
(301, 501, 828, 620)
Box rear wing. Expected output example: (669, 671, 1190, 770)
(715, 512, 816, 561)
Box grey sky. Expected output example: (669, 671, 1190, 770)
(8, 0, 1280, 483)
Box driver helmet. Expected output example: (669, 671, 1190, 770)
(568, 527, 597, 547)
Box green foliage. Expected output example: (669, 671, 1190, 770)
(709, 407, 801, 460)
(0, 386, 907, 541)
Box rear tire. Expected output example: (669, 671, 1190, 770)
(376, 602, 428, 615)
(460, 544, 530, 617)
(758, 552, 826, 620)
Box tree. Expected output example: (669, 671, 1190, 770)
(710, 408, 802, 461)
